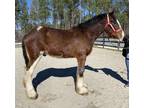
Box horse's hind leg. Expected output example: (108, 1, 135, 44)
(23, 51, 43, 99)
(76, 55, 88, 95)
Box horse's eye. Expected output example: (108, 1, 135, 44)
(112, 20, 119, 28)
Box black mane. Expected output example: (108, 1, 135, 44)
(78, 13, 106, 28)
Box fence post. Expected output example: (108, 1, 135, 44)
(103, 33, 105, 48)
(117, 41, 120, 50)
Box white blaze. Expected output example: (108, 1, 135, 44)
(120, 30, 125, 41)
(116, 19, 122, 28)
(37, 26, 43, 31)
(116, 19, 125, 41)
(107, 14, 110, 23)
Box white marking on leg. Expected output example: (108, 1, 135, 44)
(37, 26, 43, 31)
(24, 54, 42, 98)
(77, 75, 84, 88)
(25, 45, 30, 62)
(76, 73, 88, 95)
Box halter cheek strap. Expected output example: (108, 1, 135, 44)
(104, 14, 121, 32)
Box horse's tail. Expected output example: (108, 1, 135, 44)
(22, 39, 29, 70)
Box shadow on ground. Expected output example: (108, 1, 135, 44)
(32, 65, 128, 90)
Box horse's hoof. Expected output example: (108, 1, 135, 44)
(26, 89, 38, 99)
(76, 86, 89, 95)
(29, 94, 38, 99)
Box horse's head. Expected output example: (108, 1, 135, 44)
(104, 10, 125, 41)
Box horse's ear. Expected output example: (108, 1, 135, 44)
(109, 8, 115, 15)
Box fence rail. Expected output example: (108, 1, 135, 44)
(15, 43, 22, 48)
(94, 37, 124, 50)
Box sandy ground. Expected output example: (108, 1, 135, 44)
(15, 47, 128, 108)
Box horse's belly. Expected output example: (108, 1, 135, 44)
(49, 50, 64, 58)
(44, 43, 75, 58)
(48, 51, 74, 58)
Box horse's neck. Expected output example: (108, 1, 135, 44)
(85, 24, 104, 44)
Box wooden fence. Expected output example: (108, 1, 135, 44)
(94, 37, 124, 50)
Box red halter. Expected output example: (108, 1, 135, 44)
(104, 14, 121, 32)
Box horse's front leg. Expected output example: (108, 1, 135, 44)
(76, 55, 88, 95)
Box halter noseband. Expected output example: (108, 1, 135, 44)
(104, 14, 121, 32)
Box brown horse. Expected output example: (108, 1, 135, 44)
(22, 10, 124, 99)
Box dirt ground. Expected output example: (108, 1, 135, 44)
(15, 47, 128, 108)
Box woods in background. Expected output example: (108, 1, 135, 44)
(15, 0, 129, 42)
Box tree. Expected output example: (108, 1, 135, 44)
(19, 0, 30, 33)
(15, 0, 129, 35)
(15, 0, 21, 30)
(38, 0, 50, 25)
(29, 0, 39, 25)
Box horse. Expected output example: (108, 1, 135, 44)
(22, 10, 124, 99)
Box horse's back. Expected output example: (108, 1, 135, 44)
(22, 25, 92, 58)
